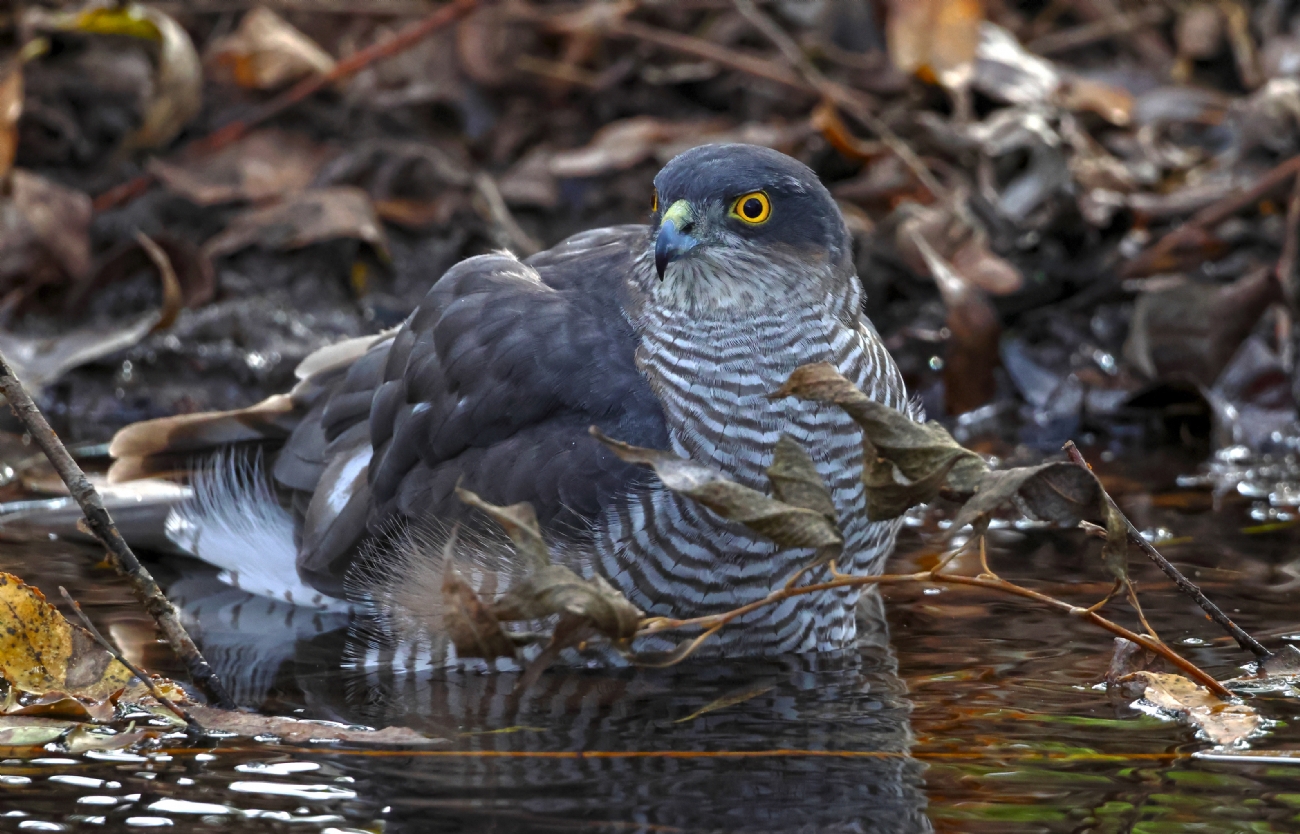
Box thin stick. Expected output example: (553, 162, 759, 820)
(1123, 154, 1300, 278)
(1064, 442, 1271, 660)
(94, 0, 478, 212)
(1026, 5, 1169, 56)
(0, 352, 234, 707)
(59, 587, 202, 733)
(635, 568, 1231, 697)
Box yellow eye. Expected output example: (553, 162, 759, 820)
(731, 191, 771, 224)
(651, 189, 659, 214)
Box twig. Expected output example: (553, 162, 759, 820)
(58, 586, 202, 733)
(0, 351, 234, 707)
(728, 0, 944, 199)
(93, 0, 479, 213)
(635, 567, 1231, 697)
(1123, 154, 1300, 278)
(1064, 442, 1272, 660)
(1026, 5, 1170, 56)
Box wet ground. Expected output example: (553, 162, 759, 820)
(3, 445, 1300, 833)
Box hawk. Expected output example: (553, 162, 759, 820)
(108, 143, 913, 657)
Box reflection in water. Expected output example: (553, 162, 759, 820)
(172, 568, 932, 832)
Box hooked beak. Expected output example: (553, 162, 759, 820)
(655, 200, 699, 280)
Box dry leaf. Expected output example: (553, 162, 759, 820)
(948, 461, 1101, 532)
(187, 705, 442, 745)
(1123, 267, 1282, 385)
(441, 529, 517, 661)
(592, 429, 844, 550)
(767, 436, 838, 523)
(548, 116, 731, 178)
(81, 232, 215, 311)
(148, 129, 335, 206)
(0, 57, 21, 181)
(455, 488, 643, 642)
(0, 573, 133, 708)
(202, 187, 390, 259)
(772, 363, 989, 496)
(207, 7, 335, 90)
(67, 5, 203, 151)
(0, 169, 92, 286)
(1126, 671, 1262, 746)
(910, 229, 1001, 415)
(887, 0, 984, 89)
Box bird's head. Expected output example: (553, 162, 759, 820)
(644, 144, 853, 315)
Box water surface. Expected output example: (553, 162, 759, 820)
(3, 447, 1300, 833)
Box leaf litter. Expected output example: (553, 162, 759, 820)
(2, 0, 1300, 772)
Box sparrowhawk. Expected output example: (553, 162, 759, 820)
(107, 143, 914, 657)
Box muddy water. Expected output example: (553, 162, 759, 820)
(3, 448, 1300, 833)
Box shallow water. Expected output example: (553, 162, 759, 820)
(4, 448, 1300, 833)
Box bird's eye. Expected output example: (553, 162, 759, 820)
(651, 189, 659, 214)
(731, 191, 771, 224)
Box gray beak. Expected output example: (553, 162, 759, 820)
(654, 202, 699, 280)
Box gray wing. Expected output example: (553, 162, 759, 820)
(281, 225, 669, 592)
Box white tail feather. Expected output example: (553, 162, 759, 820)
(166, 454, 351, 612)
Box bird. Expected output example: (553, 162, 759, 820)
(102, 143, 915, 660)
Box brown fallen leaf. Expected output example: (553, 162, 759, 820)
(0, 56, 21, 181)
(1123, 267, 1282, 386)
(767, 435, 837, 523)
(0, 573, 133, 709)
(61, 4, 203, 151)
(148, 129, 336, 206)
(548, 116, 732, 179)
(187, 705, 443, 745)
(207, 7, 335, 90)
(77, 232, 214, 312)
(592, 429, 844, 550)
(772, 363, 989, 497)
(456, 487, 643, 642)
(202, 187, 390, 260)
(886, 0, 984, 89)
(948, 461, 1101, 532)
(1124, 671, 1262, 746)
(909, 229, 1000, 415)
(441, 529, 517, 661)
(0, 169, 93, 289)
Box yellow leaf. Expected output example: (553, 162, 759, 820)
(0, 573, 133, 706)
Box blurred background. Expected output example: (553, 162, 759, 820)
(1, 0, 1300, 484)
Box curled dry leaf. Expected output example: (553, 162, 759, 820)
(148, 129, 335, 206)
(203, 187, 390, 260)
(592, 428, 843, 550)
(767, 435, 837, 523)
(80, 232, 214, 311)
(772, 363, 988, 495)
(949, 461, 1101, 532)
(455, 488, 642, 642)
(1125, 671, 1262, 747)
(207, 7, 335, 90)
(0, 573, 133, 709)
(0, 228, 186, 390)
(909, 229, 1000, 415)
(1123, 267, 1282, 385)
(65, 4, 203, 151)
